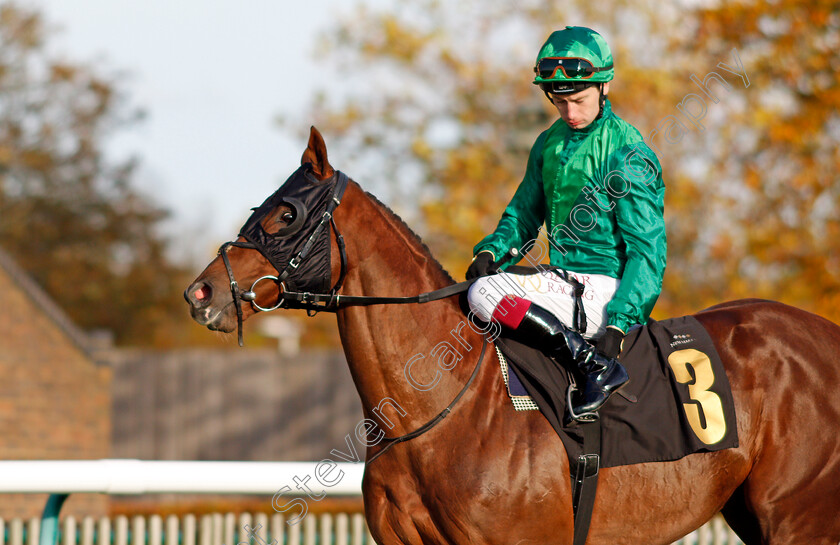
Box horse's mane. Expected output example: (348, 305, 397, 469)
(363, 190, 456, 285)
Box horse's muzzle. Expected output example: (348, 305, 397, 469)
(184, 281, 234, 331)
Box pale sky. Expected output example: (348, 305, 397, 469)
(30, 0, 385, 265)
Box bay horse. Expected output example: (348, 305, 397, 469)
(186, 127, 840, 544)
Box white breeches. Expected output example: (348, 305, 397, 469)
(467, 269, 620, 339)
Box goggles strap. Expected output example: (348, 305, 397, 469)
(596, 83, 607, 121)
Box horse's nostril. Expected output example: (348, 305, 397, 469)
(186, 282, 213, 307)
(194, 285, 211, 301)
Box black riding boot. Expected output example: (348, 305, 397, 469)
(503, 301, 629, 416)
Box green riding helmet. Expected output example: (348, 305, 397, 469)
(533, 26, 614, 94)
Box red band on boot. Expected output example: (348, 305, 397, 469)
(491, 295, 532, 329)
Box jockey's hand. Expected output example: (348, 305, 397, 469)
(596, 326, 624, 359)
(466, 251, 498, 280)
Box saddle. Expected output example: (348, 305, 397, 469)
(496, 315, 739, 468)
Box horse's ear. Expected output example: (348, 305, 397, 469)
(301, 126, 335, 180)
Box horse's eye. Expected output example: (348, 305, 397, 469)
(279, 210, 295, 224)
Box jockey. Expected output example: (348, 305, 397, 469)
(466, 26, 666, 417)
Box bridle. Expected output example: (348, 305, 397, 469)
(218, 170, 350, 346)
(217, 168, 481, 346)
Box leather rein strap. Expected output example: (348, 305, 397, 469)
(280, 278, 477, 309)
(366, 335, 488, 465)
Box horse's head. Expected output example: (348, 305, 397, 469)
(185, 126, 346, 342)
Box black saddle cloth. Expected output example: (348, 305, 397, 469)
(497, 315, 739, 468)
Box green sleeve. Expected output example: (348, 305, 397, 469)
(605, 143, 667, 332)
(473, 132, 547, 264)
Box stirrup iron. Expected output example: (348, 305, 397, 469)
(566, 382, 599, 423)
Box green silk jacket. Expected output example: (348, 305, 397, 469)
(473, 99, 666, 333)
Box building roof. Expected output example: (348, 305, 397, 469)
(0, 246, 94, 360)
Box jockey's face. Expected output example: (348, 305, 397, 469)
(550, 82, 609, 130)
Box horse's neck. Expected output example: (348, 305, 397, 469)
(335, 185, 485, 434)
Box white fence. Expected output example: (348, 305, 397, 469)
(0, 460, 363, 495)
(0, 512, 741, 545)
(0, 461, 742, 545)
(0, 512, 375, 545)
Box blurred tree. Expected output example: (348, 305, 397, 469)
(670, 0, 840, 320)
(0, 4, 199, 347)
(289, 0, 840, 323)
(290, 0, 687, 303)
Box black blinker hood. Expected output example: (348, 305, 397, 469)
(238, 163, 341, 294)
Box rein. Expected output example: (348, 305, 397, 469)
(221, 238, 478, 345)
(366, 335, 488, 465)
(264, 278, 478, 309)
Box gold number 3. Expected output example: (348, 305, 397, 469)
(667, 348, 727, 445)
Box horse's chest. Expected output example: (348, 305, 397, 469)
(364, 454, 565, 545)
